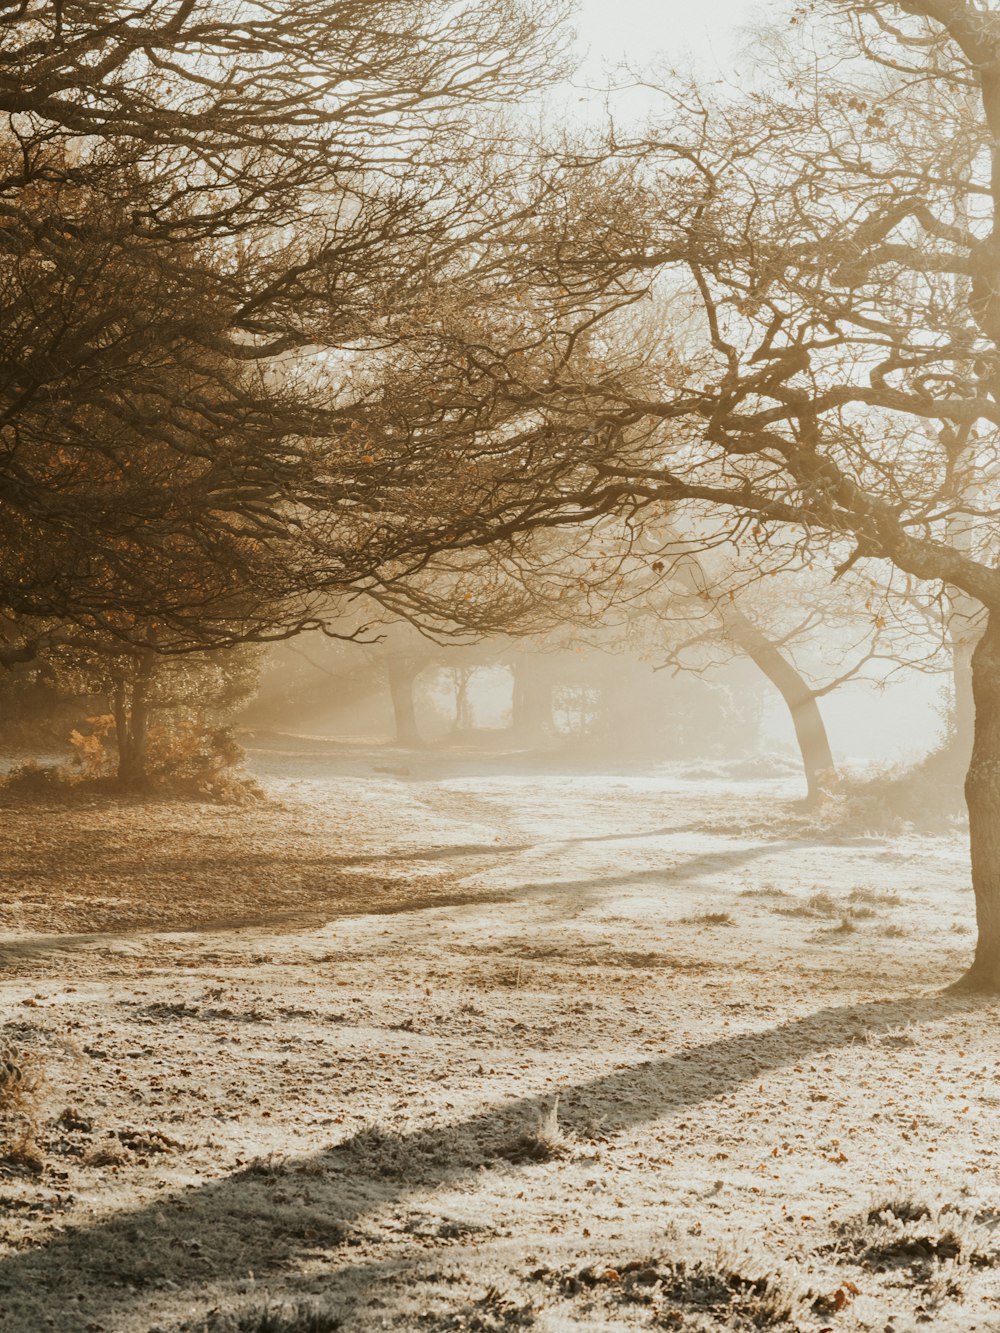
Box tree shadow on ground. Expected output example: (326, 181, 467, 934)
(522, 839, 795, 894)
(0, 990, 991, 1330)
(0, 837, 795, 970)
(0, 820, 773, 884)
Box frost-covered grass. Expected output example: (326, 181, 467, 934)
(0, 746, 993, 1331)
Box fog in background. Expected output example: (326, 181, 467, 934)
(246, 629, 948, 771)
(244, 0, 948, 776)
(0, 0, 952, 785)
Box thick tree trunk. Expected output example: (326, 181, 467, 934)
(386, 652, 421, 747)
(952, 611, 1000, 992)
(954, 633, 977, 766)
(721, 603, 836, 803)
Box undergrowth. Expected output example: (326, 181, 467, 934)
(1, 746, 263, 805)
(694, 741, 968, 838)
(827, 741, 968, 833)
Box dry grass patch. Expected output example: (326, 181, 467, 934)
(680, 911, 735, 927)
(780, 890, 840, 918)
(530, 1243, 806, 1330)
(827, 1198, 1000, 1276)
(335, 1121, 418, 1180)
(848, 887, 905, 908)
(739, 883, 791, 899)
(812, 915, 858, 938)
(176, 1302, 343, 1332)
(425, 1286, 537, 1330)
(0, 1034, 44, 1175)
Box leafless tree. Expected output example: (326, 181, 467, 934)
(364, 1, 1000, 990)
(0, 0, 570, 661)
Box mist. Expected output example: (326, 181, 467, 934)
(1, 1, 998, 1330)
(247, 624, 948, 772)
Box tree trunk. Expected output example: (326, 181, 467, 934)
(721, 603, 836, 803)
(952, 611, 1000, 992)
(947, 588, 983, 769)
(453, 667, 473, 732)
(113, 660, 152, 784)
(954, 633, 977, 767)
(112, 680, 130, 777)
(510, 657, 551, 746)
(386, 652, 421, 747)
(670, 555, 836, 801)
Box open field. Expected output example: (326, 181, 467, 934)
(0, 741, 997, 1332)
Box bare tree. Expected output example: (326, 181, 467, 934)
(363, 1, 1000, 990)
(0, 0, 570, 659)
(659, 558, 839, 802)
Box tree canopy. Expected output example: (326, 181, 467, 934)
(0, 0, 569, 656)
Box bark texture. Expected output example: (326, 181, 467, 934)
(954, 634, 977, 768)
(954, 611, 1000, 991)
(947, 588, 983, 769)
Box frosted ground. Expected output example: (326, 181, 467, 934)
(0, 740, 997, 1331)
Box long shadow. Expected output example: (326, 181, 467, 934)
(0, 990, 987, 1330)
(0, 839, 790, 971)
(0, 822, 761, 885)
(314, 823, 740, 865)
(512, 839, 793, 903)
(0, 890, 506, 969)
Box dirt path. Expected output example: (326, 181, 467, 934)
(0, 747, 996, 1331)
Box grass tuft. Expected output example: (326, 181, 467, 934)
(336, 1121, 413, 1179)
(682, 911, 735, 927)
(829, 1198, 1000, 1276)
(235, 1303, 342, 1332)
(531, 1246, 804, 1329)
(501, 1098, 574, 1165)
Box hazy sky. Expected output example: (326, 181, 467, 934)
(575, 0, 761, 79)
